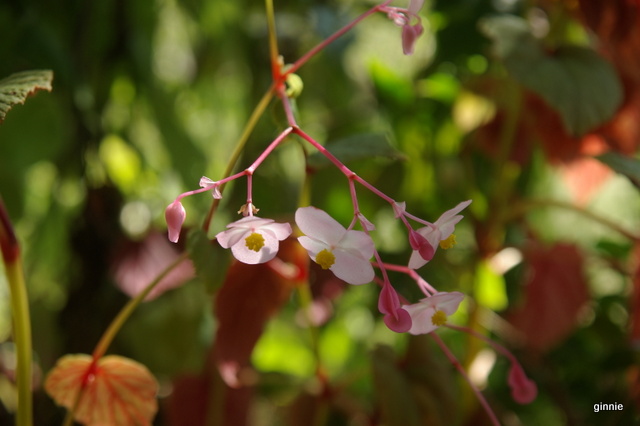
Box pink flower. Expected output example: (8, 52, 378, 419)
(383, 0, 425, 55)
(408, 200, 472, 269)
(508, 363, 538, 404)
(295, 206, 375, 285)
(402, 291, 464, 335)
(378, 282, 411, 333)
(216, 216, 292, 264)
(165, 201, 186, 243)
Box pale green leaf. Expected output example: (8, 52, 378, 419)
(0, 70, 53, 123)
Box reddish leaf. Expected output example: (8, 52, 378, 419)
(213, 238, 308, 387)
(45, 354, 158, 425)
(508, 243, 590, 352)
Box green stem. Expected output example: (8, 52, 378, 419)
(92, 252, 189, 359)
(5, 260, 32, 426)
(265, 0, 281, 80)
(202, 86, 275, 233)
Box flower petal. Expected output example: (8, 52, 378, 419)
(230, 230, 281, 264)
(340, 230, 375, 259)
(331, 248, 375, 285)
(401, 23, 423, 55)
(216, 227, 250, 249)
(434, 199, 472, 237)
(295, 207, 346, 246)
(384, 308, 412, 333)
(165, 201, 186, 243)
(297, 236, 328, 258)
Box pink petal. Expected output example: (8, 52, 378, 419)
(431, 291, 465, 315)
(378, 282, 402, 315)
(401, 23, 423, 55)
(263, 222, 293, 241)
(408, 0, 425, 14)
(404, 303, 437, 335)
(508, 363, 538, 404)
(165, 201, 186, 243)
(384, 308, 412, 333)
(295, 207, 346, 246)
(331, 248, 375, 285)
(409, 230, 435, 261)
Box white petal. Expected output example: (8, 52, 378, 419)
(295, 207, 346, 246)
(230, 231, 280, 264)
(331, 249, 375, 285)
(216, 227, 249, 249)
(297, 236, 328, 258)
(339, 230, 375, 259)
(263, 222, 292, 241)
(226, 216, 274, 229)
(408, 250, 428, 269)
(199, 176, 216, 188)
(403, 303, 437, 335)
(431, 291, 465, 315)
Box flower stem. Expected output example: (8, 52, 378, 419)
(92, 252, 189, 359)
(0, 199, 32, 426)
(265, 0, 281, 80)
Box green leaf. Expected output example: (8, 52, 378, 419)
(596, 151, 640, 188)
(479, 15, 622, 136)
(0, 70, 53, 123)
(186, 228, 230, 293)
(307, 133, 406, 170)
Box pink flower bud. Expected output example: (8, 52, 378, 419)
(409, 229, 435, 261)
(402, 22, 423, 55)
(378, 282, 412, 333)
(508, 363, 537, 404)
(165, 201, 186, 243)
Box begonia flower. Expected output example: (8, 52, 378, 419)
(508, 362, 538, 404)
(216, 216, 292, 264)
(402, 291, 464, 335)
(378, 282, 412, 332)
(165, 200, 186, 243)
(408, 200, 472, 269)
(296, 206, 375, 285)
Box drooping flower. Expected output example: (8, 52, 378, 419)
(508, 362, 538, 404)
(383, 0, 425, 55)
(378, 281, 412, 333)
(402, 291, 464, 335)
(295, 206, 375, 285)
(216, 216, 292, 264)
(165, 201, 186, 243)
(408, 200, 472, 269)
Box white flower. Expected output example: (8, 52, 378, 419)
(216, 216, 292, 264)
(408, 200, 472, 269)
(295, 206, 375, 285)
(402, 291, 464, 335)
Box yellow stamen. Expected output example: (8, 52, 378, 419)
(245, 232, 265, 252)
(439, 234, 457, 250)
(431, 310, 448, 326)
(315, 249, 336, 269)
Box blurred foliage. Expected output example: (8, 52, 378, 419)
(1, 0, 640, 425)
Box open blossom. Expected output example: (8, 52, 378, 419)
(402, 291, 464, 335)
(408, 200, 472, 269)
(165, 201, 186, 243)
(295, 206, 375, 285)
(216, 216, 292, 264)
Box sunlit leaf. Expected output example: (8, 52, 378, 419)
(307, 133, 406, 171)
(0, 70, 53, 123)
(479, 15, 623, 136)
(45, 354, 158, 426)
